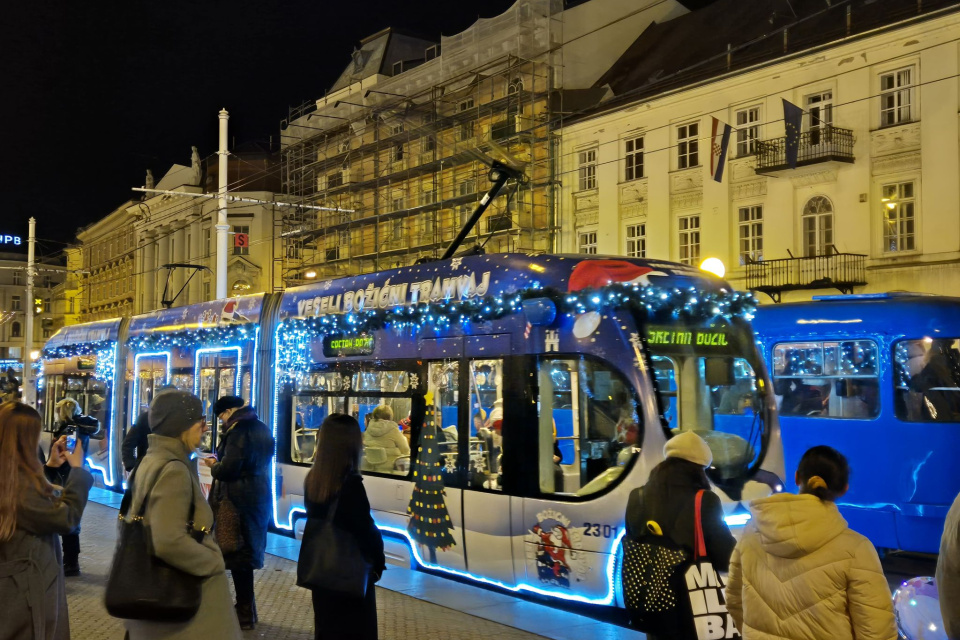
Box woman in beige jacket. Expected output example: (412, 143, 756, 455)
(725, 446, 896, 640)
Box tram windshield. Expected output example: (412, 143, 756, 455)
(894, 337, 960, 422)
(645, 319, 768, 483)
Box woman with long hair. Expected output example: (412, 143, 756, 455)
(301, 413, 385, 640)
(0, 401, 92, 639)
(725, 445, 896, 639)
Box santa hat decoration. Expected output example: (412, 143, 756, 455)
(567, 260, 667, 338)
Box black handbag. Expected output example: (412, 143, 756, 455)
(105, 460, 204, 622)
(296, 496, 372, 598)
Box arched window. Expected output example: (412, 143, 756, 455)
(11, 322, 21, 338)
(802, 196, 834, 257)
(508, 77, 523, 95)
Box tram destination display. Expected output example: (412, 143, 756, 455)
(322, 333, 375, 357)
(645, 324, 739, 355)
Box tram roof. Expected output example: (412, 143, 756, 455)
(279, 253, 728, 320)
(44, 317, 123, 351)
(127, 293, 265, 339)
(754, 292, 960, 339)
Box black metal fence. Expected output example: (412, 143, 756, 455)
(755, 125, 854, 171)
(746, 252, 866, 295)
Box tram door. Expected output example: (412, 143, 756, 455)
(197, 350, 240, 453)
(133, 355, 170, 423)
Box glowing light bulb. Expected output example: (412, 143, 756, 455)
(700, 257, 726, 278)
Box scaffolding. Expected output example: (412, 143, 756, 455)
(278, 0, 563, 285)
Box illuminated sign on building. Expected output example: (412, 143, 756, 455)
(0, 235, 22, 245)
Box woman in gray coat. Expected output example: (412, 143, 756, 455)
(0, 401, 92, 640)
(123, 391, 241, 640)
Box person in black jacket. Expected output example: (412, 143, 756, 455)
(623, 430, 736, 637)
(200, 396, 274, 630)
(300, 413, 385, 640)
(51, 397, 100, 576)
(121, 384, 177, 472)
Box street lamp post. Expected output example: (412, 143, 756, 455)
(23, 217, 36, 406)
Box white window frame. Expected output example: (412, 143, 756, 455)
(735, 106, 761, 157)
(737, 205, 763, 265)
(624, 135, 644, 181)
(881, 180, 917, 253)
(677, 122, 699, 169)
(578, 148, 597, 191)
(625, 222, 646, 258)
(678, 215, 700, 265)
(879, 67, 914, 127)
(578, 231, 598, 255)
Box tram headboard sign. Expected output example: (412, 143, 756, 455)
(322, 334, 375, 357)
(645, 325, 737, 355)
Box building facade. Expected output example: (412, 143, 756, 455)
(50, 247, 82, 327)
(77, 203, 137, 321)
(560, 0, 960, 301)
(278, 0, 688, 285)
(0, 251, 64, 359)
(133, 146, 281, 313)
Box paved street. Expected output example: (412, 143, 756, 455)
(66, 501, 558, 640)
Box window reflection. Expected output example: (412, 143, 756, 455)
(894, 338, 960, 422)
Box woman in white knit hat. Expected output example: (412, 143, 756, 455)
(623, 430, 736, 638)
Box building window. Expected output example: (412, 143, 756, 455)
(738, 205, 763, 264)
(457, 120, 475, 142)
(203, 228, 211, 255)
(11, 296, 21, 311)
(880, 68, 913, 127)
(678, 215, 700, 265)
(390, 123, 404, 136)
(390, 144, 404, 163)
(458, 98, 474, 112)
(12, 271, 22, 286)
(43, 328, 52, 339)
(392, 220, 404, 241)
(736, 107, 761, 157)
(421, 136, 435, 153)
(624, 136, 644, 181)
(625, 223, 646, 258)
(578, 231, 597, 254)
(11, 322, 21, 338)
(391, 197, 405, 212)
(327, 170, 343, 189)
(578, 149, 597, 191)
(458, 180, 476, 197)
(677, 122, 699, 169)
(508, 78, 523, 94)
(232, 225, 249, 256)
(802, 196, 834, 257)
(882, 181, 916, 252)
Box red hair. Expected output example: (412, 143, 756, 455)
(0, 401, 53, 542)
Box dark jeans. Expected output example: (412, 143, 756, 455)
(61, 531, 80, 564)
(231, 567, 255, 606)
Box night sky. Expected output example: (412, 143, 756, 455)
(2, 0, 517, 257)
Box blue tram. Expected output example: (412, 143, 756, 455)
(40, 253, 784, 607)
(753, 292, 960, 554)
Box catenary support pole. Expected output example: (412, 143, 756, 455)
(23, 217, 36, 406)
(216, 109, 230, 300)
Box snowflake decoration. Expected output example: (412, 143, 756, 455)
(450, 257, 462, 270)
(340, 375, 351, 391)
(409, 373, 419, 389)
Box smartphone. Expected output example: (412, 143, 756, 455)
(65, 430, 77, 453)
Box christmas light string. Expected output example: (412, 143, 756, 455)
(126, 323, 255, 350)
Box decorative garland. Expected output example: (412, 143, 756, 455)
(277, 282, 757, 380)
(127, 323, 255, 351)
(94, 345, 117, 383)
(42, 339, 115, 360)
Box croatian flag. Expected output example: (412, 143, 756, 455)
(710, 116, 732, 183)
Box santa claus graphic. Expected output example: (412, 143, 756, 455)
(567, 260, 666, 338)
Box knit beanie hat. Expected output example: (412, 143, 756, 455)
(663, 431, 713, 467)
(150, 391, 204, 438)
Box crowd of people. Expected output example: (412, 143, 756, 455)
(3, 389, 960, 639)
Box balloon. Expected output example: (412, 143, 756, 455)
(892, 576, 947, 640)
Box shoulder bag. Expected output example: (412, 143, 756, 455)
(104, 460, 204, 622)
(211, 480, 243, 555)
(296, 495, 372, 598)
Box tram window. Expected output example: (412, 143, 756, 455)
(241, 371, 252, 404)
(300, 372, 346, 392)
(355, 396, 412, 475)
(538, 358, 640, 497)
(467, 359, 503, 491)
(651, 357, 678, 431)
(352, 370, 411, 393)
(290, 394, 346, 463)
(772, 340, 880, 419)
(171, 373, 194, 392)
(894, 338, 960, 422)
(197, 351, 240, 453)
(425, 361, 468, 489)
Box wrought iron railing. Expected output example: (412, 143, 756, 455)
(746, 252, 866, 301)
(755, 125, 854, 172)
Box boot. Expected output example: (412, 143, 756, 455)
(62, 533, 81, 577)
(63, 557, 80, 577)
(235, 603, 255, 630)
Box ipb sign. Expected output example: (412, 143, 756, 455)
(0, 235, 22, 246)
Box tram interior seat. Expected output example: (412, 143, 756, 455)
(394, 455, 410, 474)
(362, 446, 388, 471)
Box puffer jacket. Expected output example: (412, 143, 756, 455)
(725, 493, 896, 640)
(362, 419, 410, 473)
(936, 491, 960, 639)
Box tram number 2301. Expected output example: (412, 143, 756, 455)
(582, 523, 618, 538)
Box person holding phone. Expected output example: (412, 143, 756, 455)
(1, 401, 93, 638)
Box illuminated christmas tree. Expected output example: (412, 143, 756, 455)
(407, 395, 455, 563)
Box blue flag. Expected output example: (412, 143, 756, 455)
(782, 99, 803, 169)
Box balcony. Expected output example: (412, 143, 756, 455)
(754, 125, 854, 175)
(746, 251, 867, 302)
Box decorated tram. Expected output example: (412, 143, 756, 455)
(40, 253, 784, 607)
